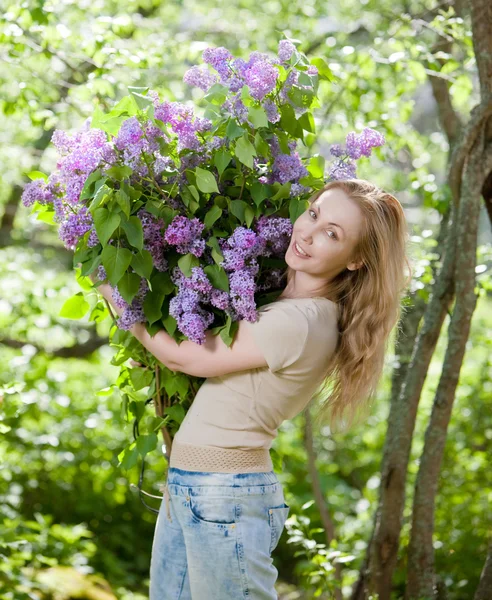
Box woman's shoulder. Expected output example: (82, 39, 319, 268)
(270, 296, 339, 323)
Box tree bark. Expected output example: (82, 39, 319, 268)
(406, 133, 488, 600)
(474, 542, 492, 600)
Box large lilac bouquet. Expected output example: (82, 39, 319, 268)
(22, 40, 384, 470)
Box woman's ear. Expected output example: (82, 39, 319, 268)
(347, 260, 364, 271)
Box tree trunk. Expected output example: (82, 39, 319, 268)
(406, 129, 486, 600)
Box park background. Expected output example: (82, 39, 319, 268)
(1, 0, 491, 599)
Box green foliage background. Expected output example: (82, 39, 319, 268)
(1, 1, 491, 598)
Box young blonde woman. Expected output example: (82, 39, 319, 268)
(95, 178, 411, 599)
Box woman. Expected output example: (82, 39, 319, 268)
(95, 179, 411, 599)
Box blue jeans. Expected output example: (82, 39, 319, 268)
(149, 467, 291, 599)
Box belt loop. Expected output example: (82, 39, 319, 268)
(164, 482, 172, 522)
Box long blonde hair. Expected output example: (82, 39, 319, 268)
(285, 179, 412, 432)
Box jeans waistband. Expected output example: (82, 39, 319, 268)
(166, 466, 279, 487)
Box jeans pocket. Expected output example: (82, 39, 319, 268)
(188, 494, 237, 526)
(268, 503, 290, 554)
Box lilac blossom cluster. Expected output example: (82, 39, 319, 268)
(163, 213, 293, 343)
(111, 277, 149, 331)
(182, 40, 315, 127)
(328, 127, 385, 181)
(21, 39, 387, 351)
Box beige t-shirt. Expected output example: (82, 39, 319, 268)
(173, 296, 339, 451)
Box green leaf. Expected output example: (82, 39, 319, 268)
(118, 271, 141, 304)
(178, 253, 200, 277)
(36, 210, 56, 225)
(122, 217, 144, 251)
(131, 249, 154, 279)
(226, 119, 244, 140)
(129, 367, 153, 391)
(308, 155, 325, 178)
(163, 404, 185, 425)
(204, 205, 222, 229)
(229, 199, 249, 222)
(26, 171, 48, 181)
(251, 182, 270, 206)
(115, 189, 131, 219)
(80, 170, 104, 201)
(248, 106, 268, 129)
(118, 442, 139, 470)
(203, 264, 229, 292)
(289, 196, 308, 223)
(195, 167, 219, 194)
(101, 245, 133, 286)
(280, 104, 300, 137)
(298, 111, 315, 133)
(129, 86, 152, 111)
(93, 208, 121, 247)
(136, 433, 158, 456)
(59, 292, 90, 320)
(206, 237, 225, 266)
(214, 149, 232, 177)
(219, 316, 239, 347)
(245, 205, 255, 228)
(89, 184, 112, 212)
(254, 132, 270, 157)
(271, 182, 292, 201)
(106, 165, 133, 180)
(235, 135, 256, 169)
(310, 57, 333, 81)
(203, 83, 228, 104)
(143, 272, 174, 325)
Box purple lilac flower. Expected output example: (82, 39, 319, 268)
(330, 144, 344, 157)
(177, 311, 215, 345)
(202, 47, 233, 81)
(183, 65, 218, 91)
(263, 99, 280, 123)
(290, 182, 310, 197)
(219, 227, 265, 272)
(180, 266, 214, 297)
(151, 99, 204, 153)
(223, 94, 249, 124)
(164, 215, 205, 257)
(97, 265, 107, 281)
(21, 179, 54, 208)
(279, 70, 299, 104)
(87, 229, 100, 247)
(114, 278, 149, 331)
(254, 215, 293, 257)
(58, 206, 94, 250)
(243, 58, 279, 101)
(210, 288, 230, 310)
(328, 158, 357, 180)
(154, 154, 175, 176)
(307, 65, 318, 76)
(138, 209, 168, 271)
(278, 40, 296, 63)
(114, 117, 143, 151)
(346, 128, 385, 159)
(228, 269, 257, 321)
(169, 287, 215, 345)
(206, 136, 227, 152)
(272, 152, 308, 184)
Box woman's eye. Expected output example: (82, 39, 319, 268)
(309, 210, 337, 240)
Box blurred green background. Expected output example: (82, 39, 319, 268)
(1, 1, 491, 598)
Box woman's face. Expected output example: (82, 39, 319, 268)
(285, 187, 365, 281)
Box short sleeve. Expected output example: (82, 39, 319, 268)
(244, 302, 310, 373)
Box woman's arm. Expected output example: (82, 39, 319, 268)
(94, 281, 182, 372)
(91, 276, 268, 377)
